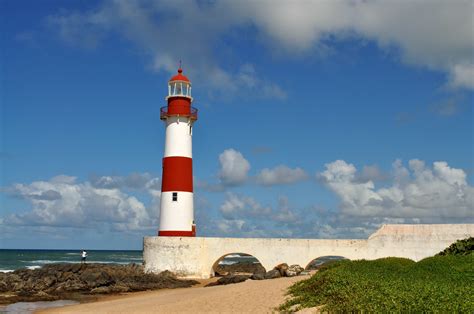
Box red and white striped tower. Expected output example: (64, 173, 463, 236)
(158, 67, 197, 237)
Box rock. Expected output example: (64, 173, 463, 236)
(79, 269, 114, 288)
(285, 264, 304, 277)
(54, 280, 88, 292)
(250, 273, 265, 280)
(33, 291, 57, 301)
(206, 274, 250, 286)
(90, 284, 130, 294)
(0, 263, 198, 304)
(158, 270, 177, 279)
(264, 269, 281, 279)
(214, 263, 265, 276)
(274, 263, 289, 277)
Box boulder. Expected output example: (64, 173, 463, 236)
(206, 274, 250, 286)
(250, 273, 265, 280)
(214, 263, 265, 276)
(285, 264, 304, 277)
(274, 263, 289, 277)
(264, 269, 281, 279)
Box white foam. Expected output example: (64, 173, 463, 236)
(224, 254, 241, 258)
(26, 266, 41, 270)
(5, 300, 79, 313)
(0, 269, 14, 273)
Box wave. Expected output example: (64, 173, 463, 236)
(65, 253, 79, 255)
(26, 266, 41, 270)
(0, 269, 14, 273)
(224, 254, 242, 258)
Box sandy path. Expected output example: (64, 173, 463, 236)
(39, 276, 305, 313)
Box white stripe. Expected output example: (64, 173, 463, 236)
(159, 191, 194, 232)
(164, 116, 193, 158)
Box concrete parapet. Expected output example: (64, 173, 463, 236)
(143, 224, 474, 279)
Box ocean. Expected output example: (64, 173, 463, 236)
(0, 249, 143, 272)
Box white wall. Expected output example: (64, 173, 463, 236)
(143, 224, 474, 279)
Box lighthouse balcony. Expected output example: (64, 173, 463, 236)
(160, 105, 198, 120)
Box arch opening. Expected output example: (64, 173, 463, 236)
(211, 253, 266, 277)
(305, 256, 349, 270)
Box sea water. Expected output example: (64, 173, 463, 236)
(0, 249, 143, 272)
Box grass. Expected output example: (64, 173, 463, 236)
(280, 255, 474, 312)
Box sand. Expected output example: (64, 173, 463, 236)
(38, 275, 307, 313)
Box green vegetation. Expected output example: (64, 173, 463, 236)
(437, 237, 473, 256)
(280, 253, 473, 312)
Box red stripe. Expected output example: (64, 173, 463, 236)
(168, 98, 191, 115)
(158, 230, 195, 237)
(161, 157, 193, 192)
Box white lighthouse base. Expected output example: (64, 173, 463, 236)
(143, 224, 474, 279)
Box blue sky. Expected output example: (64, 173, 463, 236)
(1, 0, 473, 249)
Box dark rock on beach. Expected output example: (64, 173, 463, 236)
(205, 274, 250, 287)
(250, 273, 265, 280)
(0, 263, 198, 305)
(214, 262, 266, 276)
(264, 269, 282, 279)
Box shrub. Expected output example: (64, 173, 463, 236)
(436, 237, 474, 256)
(280, 255, 473, 312)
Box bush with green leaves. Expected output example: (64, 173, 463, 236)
(437, 237, 473, 256)
(280, 255, 473, 312)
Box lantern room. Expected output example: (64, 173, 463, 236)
(167, 68, 192, 99)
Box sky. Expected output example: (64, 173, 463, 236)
(1, 0, 473, 250)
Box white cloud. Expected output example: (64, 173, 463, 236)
(318, 159, 473, 219)
(219, 192, 271, 220)
(218, 149, 251, 186)
(256, 165, 308, 186)
(356, 165, 388, 182)
(449, 64, 474, 90)
(46, 1, 286, 100)
(2, 174, 161, 232)
(45, 0, 474, 94)
(272, 196, 299, 223)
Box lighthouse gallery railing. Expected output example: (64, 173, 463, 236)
(160, 105, 198, 120)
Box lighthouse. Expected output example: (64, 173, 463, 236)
(158, 67, 197, 237)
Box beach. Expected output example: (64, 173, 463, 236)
(38, 275, 307, 313)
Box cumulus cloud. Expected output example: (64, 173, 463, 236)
(220, 192, 271, 220)
(45, 0, 474, 91)
(256, 165, 308, 186)
(2, 173, 161, 232)
(45, 1, 286, 100)
(90, 172, 159, 190)
(218, 149, 251, 186)
(356, 165, 388, 183)
(318, 159, 473, 219)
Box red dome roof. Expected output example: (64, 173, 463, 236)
(169, 68, 190, 82)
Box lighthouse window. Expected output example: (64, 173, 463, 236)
(176, 83, 182, 95)
(172, 192, 178, 202)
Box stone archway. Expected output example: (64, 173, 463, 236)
(305, 256, 348, 270)
(211, 253, 266, 277)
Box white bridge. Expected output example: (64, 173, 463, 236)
(143, 224, 473, 279)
